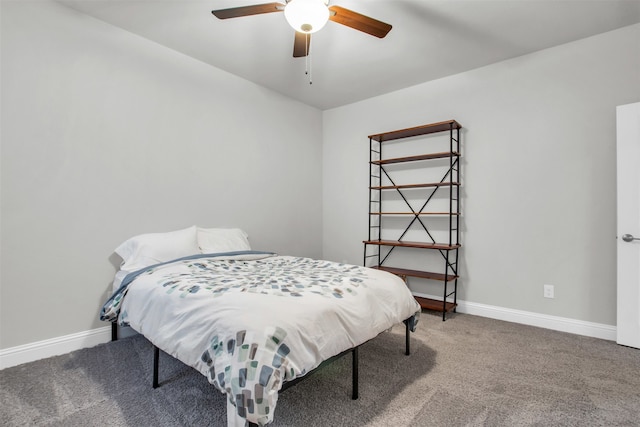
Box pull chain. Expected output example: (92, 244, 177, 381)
(304, 33, 312, 85)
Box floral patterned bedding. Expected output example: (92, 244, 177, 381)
(101, 251, 420, 426)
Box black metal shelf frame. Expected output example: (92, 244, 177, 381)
(364, 121, 461, 320)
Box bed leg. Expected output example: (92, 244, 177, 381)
(111, 323, 118, 341)
(405, 318, 411, 356)
(153, 346, 160, 389)
(352, 347, 359, 400)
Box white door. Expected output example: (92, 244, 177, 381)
(616, 102, 640, 349)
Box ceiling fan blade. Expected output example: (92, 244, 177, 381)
(212, 2, 284, 19)
(328, 5, 392, 38)
(293, 31, 311, 57)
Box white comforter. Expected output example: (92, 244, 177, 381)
(104, 252, 420, 426)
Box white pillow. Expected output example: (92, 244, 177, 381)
(115, 226, 199, 272)
(197, 227, 251, 254)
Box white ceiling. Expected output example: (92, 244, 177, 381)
(58, 0, 640, 110)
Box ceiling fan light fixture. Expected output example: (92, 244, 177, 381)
(284, 0, 330, 34)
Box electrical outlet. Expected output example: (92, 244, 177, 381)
(543, 284, 554, 299)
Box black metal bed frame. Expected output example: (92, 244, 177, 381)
(112, 315, 415, 426)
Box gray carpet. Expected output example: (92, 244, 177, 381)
(1, 312, 639, 426)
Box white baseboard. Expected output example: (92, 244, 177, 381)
(413, 292, 617, 341)
(0, 299, 618, 370)
(0, 326, 112, 370)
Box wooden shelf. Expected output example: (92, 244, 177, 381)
(371, 151, 460, 165)
(414, 296, 457, 313)
(366, 119, 462, 321)
(363, 240, 460, 250)
(371, 182, 460, 190)
(372, 266, 458, 282)
(369, 212, 460, 216)
(373, 266, 458, 313)
(369, 120, 462, 142)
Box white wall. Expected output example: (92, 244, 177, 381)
(0, 1, 323, 349)
(323, 24, 640, 327)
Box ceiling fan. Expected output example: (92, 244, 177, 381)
(211, 0, 392, 57)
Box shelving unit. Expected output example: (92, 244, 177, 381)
(363, 120, 462, 320)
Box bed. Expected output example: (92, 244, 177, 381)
(101, 226, 420, 427)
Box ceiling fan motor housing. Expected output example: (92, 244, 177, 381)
(284, 0, 330, 33)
